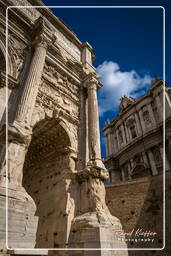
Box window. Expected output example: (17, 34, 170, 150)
(130, 125, 137, 139)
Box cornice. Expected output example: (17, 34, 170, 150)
(46, 54, 82, 85)
(83, 72, 102, 90)
(0, 71, 18, 89)
(103, 83, 165, 132)
(105, 125, 163, 163)
(5, 0, 83, 49)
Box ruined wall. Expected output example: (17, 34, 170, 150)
(105, 172, 171, 255)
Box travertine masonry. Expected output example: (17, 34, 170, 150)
(106, 171, 171, 254)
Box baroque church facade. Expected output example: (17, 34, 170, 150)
(103, 79, 171, 183)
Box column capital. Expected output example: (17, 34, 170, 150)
(83, 72, 102, 90)
(33, 16, 56, 49)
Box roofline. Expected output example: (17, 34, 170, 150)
(28, 0, 83, 47)
(6, 0, 83, 48)
(103, 79, 166, 132)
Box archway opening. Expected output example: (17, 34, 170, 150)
(23, 118, 73, 248)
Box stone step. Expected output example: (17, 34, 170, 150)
(8, 249, 48, 255)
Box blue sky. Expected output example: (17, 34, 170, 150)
(43, 0, 170, 158)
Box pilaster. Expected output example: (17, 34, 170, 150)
(139, 108, 146, 134)
(121, 123, 126, 145)
(134, 112, 142, 136)
(147, 102, 156, 128)
(155, 94, 163, 122)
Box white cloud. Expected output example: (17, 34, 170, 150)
(97, 61, 152, 116)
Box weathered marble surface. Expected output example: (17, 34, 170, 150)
(0, 0, 128, 255)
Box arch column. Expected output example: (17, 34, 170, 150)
(69, 73, 128, 254)
(84, 73, 105, 169)
(1, 18, 55, 189)
(14, 35, 48, 125)
(0, 17, 55, 249)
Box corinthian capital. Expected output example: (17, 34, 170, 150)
(33, 16, 56, 49)
(83, 72, 102, 90)
(33, 33, 48, 49)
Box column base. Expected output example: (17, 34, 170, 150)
(0, 186, 38, 249)
(68, 212, 128, 256)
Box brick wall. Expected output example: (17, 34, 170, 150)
(105, 171, 171, 255)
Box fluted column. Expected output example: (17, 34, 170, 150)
(3, 18, 55, 189)
(15, 35, 49, 125)
(84, 73, 104, 168)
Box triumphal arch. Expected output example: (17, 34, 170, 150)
(0, 1, 127, 255)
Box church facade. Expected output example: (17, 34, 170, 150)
(103, 79, 171, 183)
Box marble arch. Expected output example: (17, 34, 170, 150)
(0, 2, 127, 255)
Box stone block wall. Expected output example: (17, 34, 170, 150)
(105, 171, 171, 255)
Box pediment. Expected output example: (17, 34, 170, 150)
(119, 96, 136, 112)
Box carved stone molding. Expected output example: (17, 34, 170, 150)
(0, 71, 18, 89)
(36, 92, 79, 126)
(83, 72, 102, 90)
(0, 121, 32, 148)
(77, 162, 109, 182)
(8, 121, 32, 145)
(7, 0, 40, 23)
(43, 62, 80, 97)
(33, 17, 56, 50)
